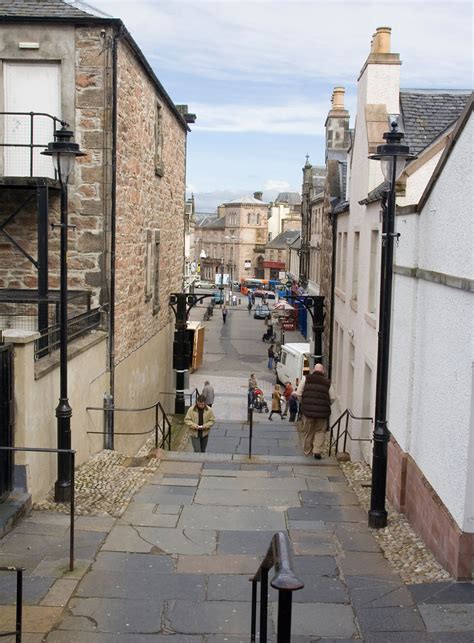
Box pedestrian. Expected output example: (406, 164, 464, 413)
(247, 300, 252, 315)
(288, 392, 298, 422)
(267, 344, 275, 370)
(184, 394, 215, 452)
(251, 292, 255, 305)
(232, 294, 237, 306)
(248, 372, 258, 406)
(268, 384, 283, 420)
(282, 381, 293, 416)
(201, 380, 214, 407)
(222, 304, 227, 324)
(296, 364, 335, 459)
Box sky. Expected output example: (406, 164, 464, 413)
(86, 0, 473, 212)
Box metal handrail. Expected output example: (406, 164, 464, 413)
(0, 111, 68, 178)
(0, 446, 76, 571)
(86, 399, 172, 450)
(328, 408, 373, 456)
(34, 307, 102, 360)
(0, 566, 23, 642)
(250, 532, 303, 643)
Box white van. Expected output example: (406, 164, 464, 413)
(276, 343, 310, 386)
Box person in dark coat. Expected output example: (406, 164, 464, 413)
(288, 393, 298, 422)
(297, 364, 335, 459)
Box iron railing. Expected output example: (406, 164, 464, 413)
(33, 306, 102, 360)
(247, 402, 254, 458)
(0, 344, 14, 501)
(328, 408, 373, 456)
(86, 400, 172, 451)
(0, 566, 23, 642)
(0, 446, 76, 571)
(0, 111, 67, 178)
(250, 532, 303, 643)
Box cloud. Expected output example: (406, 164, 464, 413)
(91, 1, 473, 89)
(191, 102, 331, 134)
(264, 179, 291, 191)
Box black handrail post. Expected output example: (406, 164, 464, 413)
(69, 451, 75, 572)
(248, 404, 253, 459)
(155, 403, 159, 448)
(260, 567, 269, 643)
(16, 568, 23, 643)
(250, 580, 257, 642)
(343, 412, 350, 452)
(29, 112, 34, 177)
(277, 591, 293, 643)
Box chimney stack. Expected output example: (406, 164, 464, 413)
(253, 191, 263, 201)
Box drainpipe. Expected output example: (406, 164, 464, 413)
(328, 209, 337, 381)
(104, 26, 122, 449)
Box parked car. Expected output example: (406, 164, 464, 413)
(195, 280, 216, 289)
(254, 304, 271, 320)
(253, 289, 276, 300)
(213, 290, 225, 304)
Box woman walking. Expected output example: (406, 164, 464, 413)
(268, 384, 283, 421)
(184, 394, 215, 452)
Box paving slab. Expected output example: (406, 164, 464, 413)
(0, 573, 54, 605)
(201, 469, 270, 478)
(289, 529, 339, 556)
(339, 551, 398, 577)
(47, 633, 201, 642)
(206, 574, 253, 601)
(92, 551, 174, 573)
(134, 526, 217, 555)
(158, 462, 203, 475)
(178, 505, 286, 531)
(335, 523, 382, 552)
(193, 488, 300, 506)
(164, 600, 261, 636)
(133, 484, 196, 505)
(63, 597, 164, 633)
(0, 605, 62, 633)
(118, 503, 179, 528)
(217, 530, 276, 555)
(407, 581, 474, 604)
(272, 602, 356, 638)
(32, 558, 92, 581)
(355, 604, 428, 635)
(287, 505, 366, 523)
(418, 603, 474, 632)
(40, 578, 78, 607)
(300, 490, 359, 506)
(198, 476, 304, 490)
(176, 554, 259, 575)
(76, 570, 206, 601)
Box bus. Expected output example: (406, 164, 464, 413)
(239, 278, 269, 294)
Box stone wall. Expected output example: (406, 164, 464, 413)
(114, 38, 186, 364)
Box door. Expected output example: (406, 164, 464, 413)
(0, 344, 14, 502)
(4, 61, 61, 177)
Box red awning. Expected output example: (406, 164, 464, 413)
(262, 261, 285, 269)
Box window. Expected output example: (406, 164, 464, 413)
(368, 230, 378, 314)
(145, 229, 161, 312)
(247, 213, 251, 225)
(154, 103, 163, 176)
(352, 231, 360, 301)
(256, 213, 260, 225)
(337, 325, 344, 394)
(341, 232, 348, 293)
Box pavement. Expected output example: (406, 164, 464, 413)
(0, 294, 473, 641)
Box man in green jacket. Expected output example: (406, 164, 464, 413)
(184, 395, 216, 452)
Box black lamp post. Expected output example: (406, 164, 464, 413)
(368, 122, 415, 528)
(285, 294, 325, 366)
(42, 126, 85, 502)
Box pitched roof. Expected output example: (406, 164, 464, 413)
(266, 230, 300, 249)
(226, 195, 268, 205)
(0, 0, 106, 18)
(400, 90, 471, 156)
(275, 192, 301, 205)
(418, 93, 473, 212)
(201, 216, 225, 229)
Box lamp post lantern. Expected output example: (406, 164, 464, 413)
(42, 126, 85, 502)
(368, 122, 415, 528)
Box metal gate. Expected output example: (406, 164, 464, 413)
(0, 343, 14, 501)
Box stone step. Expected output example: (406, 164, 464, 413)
(162, 450, 338, 466)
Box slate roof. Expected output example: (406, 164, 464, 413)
(275, 192, 301, 205)
(226, 195, 268, 205)
(400, 90, 471, 156)
(0, 0, 105, 18)
(266, 230, 300, 249)
(200, 216, 225, 229)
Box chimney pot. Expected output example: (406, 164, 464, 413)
(332, 87, 345, 110)
(253, 191, 263, 201)
(373, 26, 391, 54)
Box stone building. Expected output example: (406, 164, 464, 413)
(196, 193, 268, 284)
(0, 0, 193, 500)
(330, 26, 472, 577)
(263, 230, 300, 280)
(267, 192, 301, 241)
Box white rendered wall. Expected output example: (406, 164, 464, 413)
(389, 113, 474, 531)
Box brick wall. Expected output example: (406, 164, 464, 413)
(388, 434, 473, 579)
(114, 38, 186, 364)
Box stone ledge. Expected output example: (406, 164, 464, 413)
(34, 330, 107, 380)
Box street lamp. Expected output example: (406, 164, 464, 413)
(367, 122, 415, 528)
(42, 126, 85, 502)
(225, 235, 236, 292)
